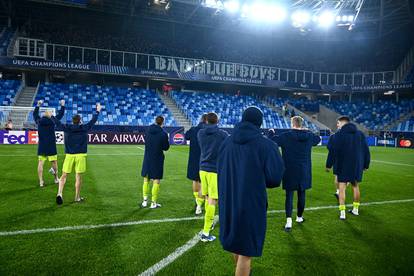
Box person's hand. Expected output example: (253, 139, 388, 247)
(96, 103, 102, 112)
(37, 100, 43, 107)
(60, 99, 65, 106)
(325, 168, 331, 172)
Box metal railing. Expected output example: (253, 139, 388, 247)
(13, 37, 396, 86)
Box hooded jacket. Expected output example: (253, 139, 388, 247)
(271, 129, 321, 191)
(218, 121, 284, 257)
(326, 123, 370, 183)
(141, 124, 170, 179)
(185, 122, 204, 181)
(197, 124, 228, 173)
(34, 106, 65, 156)
(52, 111, 99, 154)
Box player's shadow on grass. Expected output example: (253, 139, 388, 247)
(0, 205, 60, 229)
(0, 186, 40, 198)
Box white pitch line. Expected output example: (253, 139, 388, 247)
(138, 231, 201, 276)
(313, 152, 414, 167)
(0, 153, 143, 157)
(138, 217, 218, 276)
(137, 146, 145, 151)
(0, 199, 413, 237)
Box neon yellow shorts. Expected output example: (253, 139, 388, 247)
(38, 155, 58, 162)
(200, 170, 218, 199)
(62, 154, 87, 174)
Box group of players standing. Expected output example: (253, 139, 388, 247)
(33, 100, 370, 276)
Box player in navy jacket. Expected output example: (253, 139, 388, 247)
(218, 107, 284, 275)
(184, 114, 207, 215)
(140, 116, 170, 209)
(197, 112, 228, 242)
(326, 116, 370, 220)
(33, 99, 65, 187)
(327, 132, 340, 200)
(52, 103, 101, 205)
(270, 116, 321, 231)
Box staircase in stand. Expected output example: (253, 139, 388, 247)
(9, 86, 38, 129)
(158, 93, 192, 130)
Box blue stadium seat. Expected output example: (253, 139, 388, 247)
(33, 83, 178, 126)
(0, 79, 20, 106)
(171, 91, 307, 129)
(394, 117, 414, 132)
(322, 100, 414, 131)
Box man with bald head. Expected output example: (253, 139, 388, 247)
(34, 99, 65, 187)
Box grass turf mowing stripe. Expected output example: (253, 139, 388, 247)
(0, 153, 144, 157)
(313, 152, 414, 167)
(138, 217, 219, 276)
(0, 199, 413, 237)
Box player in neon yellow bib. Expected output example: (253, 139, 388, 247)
(52, 103, 101, 205)
(62, 154, 87, 174)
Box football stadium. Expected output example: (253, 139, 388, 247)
(0, 0, 414, 275)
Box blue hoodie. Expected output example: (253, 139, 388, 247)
(52, 112, 99, 154)
(34, 106, 65, 156)
(218, 121, 284, 257)
(326, 123, 370, 183)
(197, 124, 228, 173)
(271, 129, 321, 191)
(185, 122, 204, 181)
(141, 124, 170, 179)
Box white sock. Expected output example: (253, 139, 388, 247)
(143, 196, 148, 201)
(336, 189, 339, 194)
(285, 217, 292, 228)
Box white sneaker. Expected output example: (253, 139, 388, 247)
(349, 209, 359, 216)
(54, 178, 59, 184)
(150, 202, 161, 209)
(48, 168, 56, 175)
(340, 210, 346, 220)
(285, 218, 292, 231)
(195, 205, 202, 215)
(296, 216, 304, 223)
(39, 181, 44, 188)
(141, 200, 148, 208)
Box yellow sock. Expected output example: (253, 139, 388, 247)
(203, 203, 215, 235)
(152, 183, 160, 203)
(194, 192, 204, 207)
(353, 202, 360, 210)
(339, 205, 346, 211)
(143, 178, 150, 200)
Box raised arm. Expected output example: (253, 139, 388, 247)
(51, 114, 67, 131)
(82, 103, 101, 131)
(33, 100, 42, 124)
(264, 141, 285, 188)
(55, 100, 66, 121)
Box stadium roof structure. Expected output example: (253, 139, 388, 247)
(18, 0, 414, 40)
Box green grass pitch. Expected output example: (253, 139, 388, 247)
(0, 145, 413, 275)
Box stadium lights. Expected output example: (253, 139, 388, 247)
(224, 0, 240, 13)
(291, 10, 311, 27)
(248, 2, 287, 22)
(318, 11, 335, 28)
